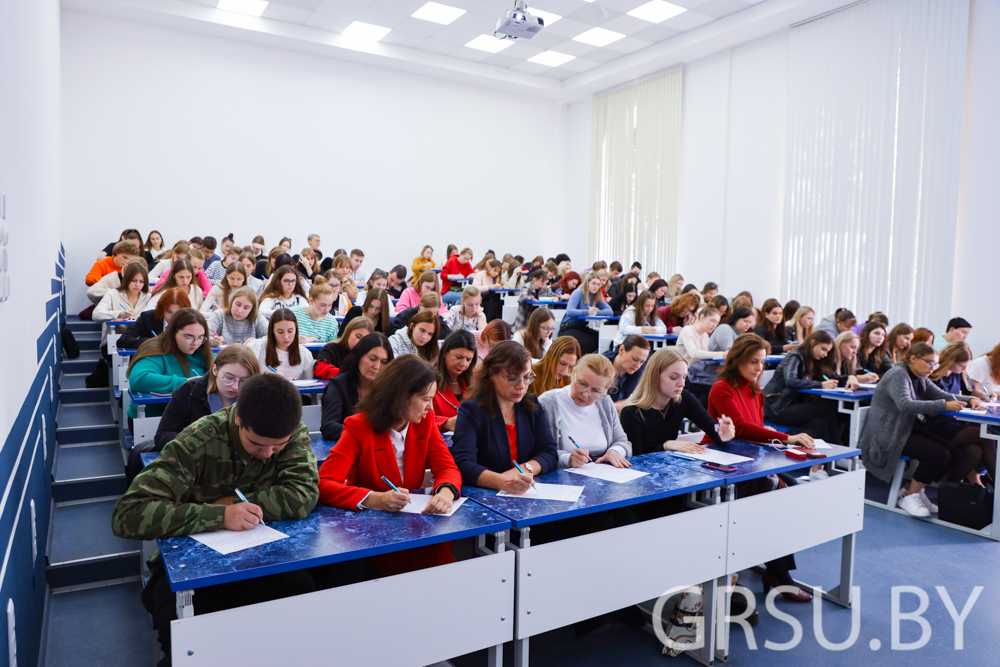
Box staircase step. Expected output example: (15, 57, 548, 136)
(47, 499, 140, 589)
(75, 331, 102, 351)
(59, 386, 109, 404)
(57, 403, 118, 445)
(66, 320, 102, 333)
(53, 442, 126, 502)
(45, 581, 160, 667)
(62, 350, 102, 374)
(59, 372, 90, 390)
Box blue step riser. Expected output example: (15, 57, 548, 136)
(77, 340, 101, 351)
(59, 390, 108, 405)
(47, 556, 140, 589)
(52, 477, 126, 503)
(62, 359, 101, 374)
(57, 426, 119, 445)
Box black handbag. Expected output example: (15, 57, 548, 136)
(937, 482, 993, 530)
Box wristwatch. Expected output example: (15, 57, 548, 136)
(523, 462, 534, 474)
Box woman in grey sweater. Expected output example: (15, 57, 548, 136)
(859, 342, 981, 518)
(206, 287, 268, 347)
(708, 307, 756, 352)
(538, 353, 632, 469)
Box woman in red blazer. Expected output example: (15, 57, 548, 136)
(318, 354, 463, 575)
(433, 331, 478, 432)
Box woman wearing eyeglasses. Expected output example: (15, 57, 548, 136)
(860, 343, 984, 519)
(538, 353, 631, 469)
(258, 265, 308, 318)
(451, 341, 559, 493)
(125, 308, 214, 421)
(513, 307, 556, 363)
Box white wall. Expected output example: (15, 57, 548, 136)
(953, 0, 1000, 356)
(61, 11, 574, 311)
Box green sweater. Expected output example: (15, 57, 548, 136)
(127, 351, 209, 419)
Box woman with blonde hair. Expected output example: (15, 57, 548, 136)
(147, 240, 189, 283)
(559, 271, 612, 354)
(787, 306, 815, 345)
(621, 348, 736, 456)
(538, 353, 632, 468)
(200, 262, 247, 313)
(530, 336, 581, 396)
(665, 274, 685, 300)
(410, 245, 436, 285)
(297, 248, 320, 283)
(832, 331, 879, 384)
(207, 287, 267, 346)
(288, 276, 339, 343)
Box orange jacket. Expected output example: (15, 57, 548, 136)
(86, 257, 119, 286)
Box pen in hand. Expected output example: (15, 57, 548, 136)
(567, 435, 595, 463)
(380, 476, 410, 506)
(511, 460, 537, 490)
(234, 488, 264, 526)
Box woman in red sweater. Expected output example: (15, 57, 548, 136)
(441, 248, 475, 306)
(318, 354, 463, 575)
(433, 330, 478, 432)
(705, 332, 815, 602)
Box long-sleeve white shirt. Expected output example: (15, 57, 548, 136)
(613, 305, 666, 348)
(675, 325, 725, 366)
(93, 289, 151, 346)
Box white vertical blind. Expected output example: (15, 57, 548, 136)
(782, 0, 969, 328)
(590, 67, 683, 273)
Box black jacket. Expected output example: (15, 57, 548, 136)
(762, 350, 846, 416)
(451, 395, 558, 487)
(753, 323, 789, 355)
(388, 307, 452, 338)
(343, 306, 388, 335)
(118, 311, 164, 349)
(321, 374, 359, 441)
(154, 375, 213, 449)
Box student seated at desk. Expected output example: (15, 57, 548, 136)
(934, 317, 972, 351)
(621, 348, 736, 456)
(318, 355, 462, 574)
(474, 318, 512, 362)
(199, 262, 246, 313)
(676, 306, 725, 405)
(884, 323, 914, 369)
(857, 321, 889, 375)
(318, 270, 352, 317)
(147, 258, 203, 311)
(529, 336, 581, 396)
(113, 374, 318, 667)
(660, 293, 699, 334)
(433, 331, 477, 432)
(85, 240, 139, 287)
(608, 280, 638, 316)
(287, 277, 339, 344)
(147, 240, 188, 284)
(968, 343, 1000, 400)
(473, 259, 506, 321)
(344, 287, 391, 335)
(296, 248, 320, 284)
(833, 331, 880, 384)
(786, 306, 815, 345)
(386, 264, 408, 300)
(94, 227, 140, 262)
(708, 307, 755, 353)
(505, 261, 525, 290)
(355, 268, 390, 306)
(754, 299, 796, 353)
(86, 256, 147, 305)
(441, 247, 475, 306)
(204, 245, 240, 285)
(614, 290, 665, 349)
(912, 327, 934, 347)
(514, 268, 560, 331)
(207, 287, 267, 346)
(93, 261, 151, 351)
(927, 342, 995, 485)
(391, 291, 451, 338)
(118, 288, 189, 349)
(860, 343, 983, 518)
(329, 253, 359, 301)
(444, 285, 488, 333)
(559, 272, 612, 354)
(603, 335, 651, 407)
(151, 247, 212, 298)
(253, 246, 281, 281)
(513, 307, 555, 362)
(246, 309, 314, 380)
(816, 308, 856, 338)
(538, 353, 631, 469)
(236, 251, 264, 297)
(258, 265, 307, 317)
(389, 310, 440, 362)
(551, 270, 581, 298)
(708, 294, 729, 319)
(396, 270, 447, 315)
(706, 333, 815, 602)
(851, 311, 888, 336)
(314, 316, 373, 380)
(410, 244, 436, 285)
(126, 308, 214, 421)
(648, 278, 670, 310)
(451, 341, 558, 492)
(320, 333, 392, 441)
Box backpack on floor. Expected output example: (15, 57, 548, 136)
(85, 359, 109, 388)
(937, 482, 993, 530)
(61, 326, 80, 359)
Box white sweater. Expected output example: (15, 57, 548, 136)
(145, 284, 203, 311)
(259, 294, 306, 318)
(675, 325, 725, 366)
(245, 337, 314, 380)
(93, 289, 151, 346)
(614, 305, 666, 348)
(200, 284, 229, 313)
(86, 271, 123, 305)
(512, 329, 551, 363)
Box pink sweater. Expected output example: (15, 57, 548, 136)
(394, 287, 448, 315)
(153, 268, 211, 297)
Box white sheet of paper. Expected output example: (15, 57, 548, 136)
(398, 494, 467, 517)
(565, 462, 649, 484)
(858, 383, 878, 389)
(682, 449, 753, 466)
(190, 523, 289, 555)
(959, 407, 990, 415)
(290, 379, 323, 387)
(823, 387, 854, 393)
(979, 402, 1000, 409)
(498, 483, 584, 502)
(811, 438, 833, 450)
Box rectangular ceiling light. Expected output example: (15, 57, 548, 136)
(217, 0, 268, 17)
(527, 7, 562, 25)
(627, 0, 687, 23)
(412, 1, 466, 25)
(342, 20, 392, 41)
(465, 34, 515, 53)
(528, 50, 575, 66)
(573, 26, 624, 47)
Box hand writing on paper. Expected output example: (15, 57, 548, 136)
(498, 468, 533, 495)
(364, 489, 411, 512)
(569, 447, 591, 468)
(222, 502, 263, 531)
(944, 400, 965, 412)
(845, 376, 860, 391)
(821, 379, 839, 390)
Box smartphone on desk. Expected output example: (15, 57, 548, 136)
(702, 462, 737, 472)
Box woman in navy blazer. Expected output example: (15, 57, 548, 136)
(452, 341, 559, 492)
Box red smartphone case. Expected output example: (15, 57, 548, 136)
(785, 449, 808, 460)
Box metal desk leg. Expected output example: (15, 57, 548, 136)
(837, 400, 867, 450)
(175, 590, 194, 619)
(979, 423, 1000, 540)
(513, 526, 531, 667)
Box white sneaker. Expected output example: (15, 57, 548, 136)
(898, 493, 931, 518)
(918, 489, 938, 514)
(809, 468, 830, 481)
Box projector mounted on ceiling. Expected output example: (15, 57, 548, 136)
(495, 0, 545, 40)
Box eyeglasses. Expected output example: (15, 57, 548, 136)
(281, 278, 298, 286)
(574, 380, 606, 399)
(503, 374, 536, 387)
(918, 357, 939, 369)
(219, 374, 245, 388)
(181, 334, 206, 345)
(540, 326, 556, 334)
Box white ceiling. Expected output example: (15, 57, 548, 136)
(63, 0, 854, 101)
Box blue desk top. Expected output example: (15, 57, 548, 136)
(108, 319, 135, 326)
(526, 300, 567, 307)
(668, 440, 861, 485)
(116, 346, 222, 358)
(303, 343, 326, 351)
(765, 354, 786, 364)
(943, 408, 1000, 425)
(158, 500, 511, 591)
(582, 316, 620, 322)
(140, 452, 158, 467)
(130, 380, 326, 404)
(643, 334, 678, 341)
(462, 452, 721, 528)
(799, 388, 874, 401)
(141, 433, 339, 469)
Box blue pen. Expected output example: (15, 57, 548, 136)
(511, 460, 537, 490)
(380, 476, 410, 505)
(234, 488, 264, 526)
(267, 365, 278, 373)
(567, 435, 594, 463)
